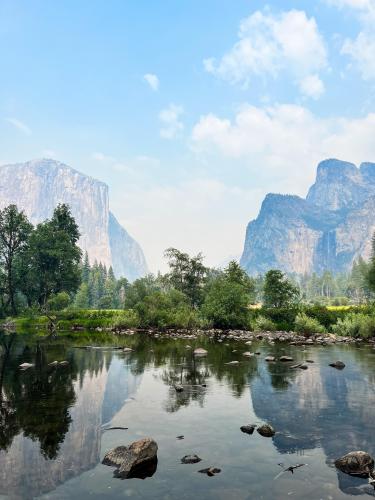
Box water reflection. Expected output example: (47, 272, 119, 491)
(1, 332, 375, 499)
(0, 332, 141, 498)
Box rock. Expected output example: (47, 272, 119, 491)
(123, 347, 133, 353)
(299, 364, 308, 370)
(257, 424, 275, 437)
(329, 360, 345, 369)
(198, 467, 221, 476)
(19, 363, 34, 370)
(102, 438, 158, 478)
(245, 341, 252, 345)
(242, 352, 254, 357)
(265, 356, 275, 362)
(279, 356, 293, 362)
(226, 361, 239, 365)
(194, 348, 208, 357)
(174, 385, 184, 393)
(240, 425, 256, 435)
(335, 451, 374, 477)
(176, 435, 184, 440)
(59, 360, 69, 366)
(306, 359, 314, 363)
(48, 361, 59, 367)
(181, 454, 202, 464)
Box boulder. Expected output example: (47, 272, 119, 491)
(226, 361, 239, 365)
(329, 361, 345, 369)
(19, 363, 34, 370)
(257, 424, 275, 437)
(242, 352, 254, 357)
(335, 451, 374, 477)
(102, 438, 158, 478)
(174, 385, 184, 393)
(123, 347, 133, 353)
(194, 348, 208, 357)
(265, 356, 275, 362)
(198, 467, 221, 476)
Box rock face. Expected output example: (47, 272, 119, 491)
(0, 159, 148, 280)
(240, 159, 375, 275)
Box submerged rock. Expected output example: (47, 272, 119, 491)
(102, 438, 158, 479)
(181, 454, 202, 464)
(198, 467, 221, 476)
(335, 451, 374, 477)
(329, 360, 345, 369)
(279, 356, 293, 362)
(257, 424, 275, 437)
(240, 425, 256, 435)
(194, 348, 208, 357)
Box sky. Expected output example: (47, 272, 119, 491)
(1, 0, 375, 272)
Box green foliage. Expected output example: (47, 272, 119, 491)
(253, 315, 277, 332)
(47, 292, 71, 311)
(332, 312, 375, 338)
(263, 270, 299, 308)
(294, 312, 325, 335)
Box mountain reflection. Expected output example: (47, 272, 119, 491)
(249, 345, 375, 495)
(0, 333, 142, 498)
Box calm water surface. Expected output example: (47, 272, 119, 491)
(0, 331, 375, 499)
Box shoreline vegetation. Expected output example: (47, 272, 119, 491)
(2, 204, 375, 340)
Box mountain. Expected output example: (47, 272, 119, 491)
(0, 159, 148, 280)
(240, 159, 375, 275)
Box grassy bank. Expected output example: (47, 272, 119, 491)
(5, 303, 375, 339)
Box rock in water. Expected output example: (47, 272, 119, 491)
(181, 454, 202, 464)
(198, 467, 221, 476)
(102, 438, 158, 479)
(329, 360, 345, 369)
(335, 451, 374, 477)
(19, 363, 34, 370)
(240, 425, 256, 435)
(242, 352, 254, 357)
(279, 356, 293, 362)
(257, 424, 275, 437)
(265, 356, 275, 362)
(194, 348, 208, 357)
(174, 385, 184, 393)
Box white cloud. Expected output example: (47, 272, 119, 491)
(5, 118, 32, 135)
(159, 104, 184, 139)
(192, 103, 375, 192)
(327, 0, 375, 79)
(204, 9, 327, 98)
(144, 73, 159, 91)
(299, 74, 325, 99)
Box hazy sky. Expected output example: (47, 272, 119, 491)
(1, 0, 375, 272)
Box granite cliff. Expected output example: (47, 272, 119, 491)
(240, 159, 375, 275)
(0, 159, 148, 280)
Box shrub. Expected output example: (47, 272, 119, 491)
(260, 307, 298, 331)
(254, 315, 277, 332)
(294, 313, 325, 335)
(332, 313, 375, 339)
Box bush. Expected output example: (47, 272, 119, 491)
(294, 313, 325, 335)
(47, 292, 71, 311)
(254, 315, 277, 332)
(260, 307, 298, 331)
(332, 313, 375, 338)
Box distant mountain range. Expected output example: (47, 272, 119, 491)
(0, 159, 148, 281)
(240, 159, 375, 275)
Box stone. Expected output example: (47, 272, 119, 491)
(335, 451, 374, 477)
(102, 438, 158, 478)
(242, 352, 254, 357)
(194, 348, 208, 357)
(226, 361, 239, 365)
(48, 361, 59, 367)
(181, 454, 202, 464)
(265, 356, 275, 362)
(299, 364, 308, 370)
(329, 360, 345, 369)
(19, 363, 34, 370)
(123, 347, 133, 353)
(59, 360, 69, 366)
(240, 425, 256, 435)
(198, 467, 221, 476)
(174, 385, 184, 392)
(257, 424, 275, 437)
(279, 356, 293, 362)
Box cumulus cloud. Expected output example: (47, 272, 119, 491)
(159, 104, 184, 139)
(5, 118, 32, 135)
(144, 73, 159, 91)
(191, 104, 375, 187)
(327, 0, 375, 79)
(204, 9, 327, 98)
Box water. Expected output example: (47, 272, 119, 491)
(0, 331, 375, 499)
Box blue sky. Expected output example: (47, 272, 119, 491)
(1, 0, 375, 271)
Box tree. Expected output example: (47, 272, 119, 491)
(201, 262, 255, 329)
(263, 269, 299, 308)
(0, 205, 32, 314)
(164, 248, 207, 307)
(27, 204, 82, 306)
